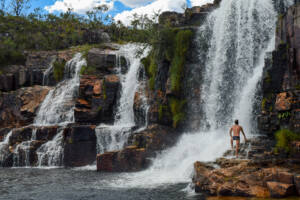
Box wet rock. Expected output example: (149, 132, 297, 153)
(267, 182, 296, 198)
(129, 124, 177, 155)
(75, 75, 120, 124)
(97, 146, 148, 172)
(9, 127, 33, 146)
(35, 126, 58, 141)
(294, 175, 300, 195)
(87, 48, 117, 75)
(0, 86, 51, 129)
(63, 125, 97, 167)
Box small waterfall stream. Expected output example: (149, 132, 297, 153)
(96, 44, 150, 154)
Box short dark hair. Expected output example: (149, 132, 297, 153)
(235, 120, 239, 125)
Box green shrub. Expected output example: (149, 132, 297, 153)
(53, 60, 66, 81)
(80, 65, 96, 75)
(169, 98, 186, 128)
(278, 112, 291, 120)
(275, 129, 300, 153)
(141, 53, 157, 90)
(261, 98, 267, 110)
(170, 30, 193, 93)
(102, 81, 107, 100)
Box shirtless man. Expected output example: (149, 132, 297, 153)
(229, 120, 247, 158)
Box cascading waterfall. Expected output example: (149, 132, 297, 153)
(34, 53, 86, 167)
(107, 0, 279, 188)
(34, 53, 86, 126)
(7, 53, 86, 167)
(96, 44, 150, 154)
(0, 131, 13, 165)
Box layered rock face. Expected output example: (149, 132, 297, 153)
(193, 136, 300, 198)
(0, 85, 51, 129)
(258, 3, 300, 134)
(96, 125, 176, 172)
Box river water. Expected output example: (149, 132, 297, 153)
(0, 168, 198, 200)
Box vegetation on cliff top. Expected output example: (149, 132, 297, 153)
(0, 2, 158, 68)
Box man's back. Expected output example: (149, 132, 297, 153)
(231, 125, 242, 137)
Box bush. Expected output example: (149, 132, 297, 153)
(275, 129, 300, 153)
(80, 65, 96, 75)
(169, 98, 186, 128)
(170, 30, 193, 93)
(53, 60, 66, 81)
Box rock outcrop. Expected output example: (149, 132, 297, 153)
(96, 125, 177, 172)
(63, 125, 97, 167)
(258, 3, 300, 134)
(193, 136, 300, 198)
(0, 85, 51, 129)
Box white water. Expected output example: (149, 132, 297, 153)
(96, 44, 150, 153)
(34, 53, 86, 126)
(0, 131, 12, 164)
(103, 0, 278, 188)
(37, 129, 64, 166)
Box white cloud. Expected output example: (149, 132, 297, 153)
(114, 0, 186, 26)
(45, 0, 114, 14)
(119, 0, 154, 8)
(190, 0, 214, 7)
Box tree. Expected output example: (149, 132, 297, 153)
(10, 0, 31, 16)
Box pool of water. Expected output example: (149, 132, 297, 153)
(1, 168, 299, 200)
(0, 167, 202, 200)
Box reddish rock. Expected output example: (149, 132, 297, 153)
(0, 86, 51, 129)
(275, 92, 292, 111)
(75, 75, 120, 124)
(93, 80, 102, 95)
(267, 182, 296, 198)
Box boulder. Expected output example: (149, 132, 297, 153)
(75, 75, 120, 124)
(63, 125, 97, 167)
(267, 182, 296, 198)
(87, 48, 117, 75)
(294, 175, 300, 195)
(97, 146, 148, 172)
(0, 86, 51, 129)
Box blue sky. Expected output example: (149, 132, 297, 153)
(5, 0, 213, 25)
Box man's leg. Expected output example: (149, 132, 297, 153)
(231, 137, 233, 149)
(235, 140, 240, 158)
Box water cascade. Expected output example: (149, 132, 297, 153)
(4, 53, 86, 167)
(34, 53, 86, 167)
(107, 0, 278, 187)
(34, 53, 86, 126)
(96, 44, 150, 154)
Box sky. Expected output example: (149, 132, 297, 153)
(13, 0, 214, 25)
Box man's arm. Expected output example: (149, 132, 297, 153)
(241, 127, 247, 142)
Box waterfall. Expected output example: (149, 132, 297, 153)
(36, 129, 64, 166)
(108, 0, 278, 187)
(34, 53, 85, 167)
(96, 44, 150, 154)
(6, 53, 86, 167)
(0, 131, 13, 165)
(34, 53, 86, 126)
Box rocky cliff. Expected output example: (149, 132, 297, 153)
(258, 3, 300, 134)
